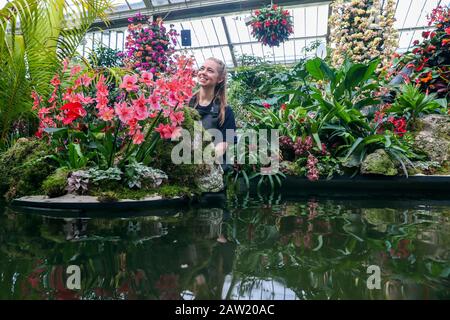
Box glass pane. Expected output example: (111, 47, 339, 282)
(211, 17, 228, 45)
(305, 6, 318, 36)
(151, 0, 169, 6)
(114, 0, 131, 12)
(293, 8, 305, 38)
(128, 0, 146, 10)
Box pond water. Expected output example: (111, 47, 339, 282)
(0, 194, 449, 300)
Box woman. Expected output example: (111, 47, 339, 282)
(189, 57, 236, 171)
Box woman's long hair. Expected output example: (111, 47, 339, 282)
(193, 57, 228, 125)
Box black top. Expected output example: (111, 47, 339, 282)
(190, 97, 237, 143)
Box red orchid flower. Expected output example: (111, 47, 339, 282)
(60, 102, 86, 125)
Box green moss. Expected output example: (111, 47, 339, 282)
(158, 184, 194, 198)
(152, 107, 210, 187)
(89, 183, 197, 200)
(0, 138, 57, 201)
(361, 149, 398, 176)
(96, 191, 119, 203)
(42, 167, 70, 198)
(435, 161, 450, 175)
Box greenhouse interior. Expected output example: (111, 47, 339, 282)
(0, 0, 449, 302)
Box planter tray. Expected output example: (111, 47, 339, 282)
(11, 194, 188, 212)
(9, 175, 450, 217)
(279, 174, 450, 198)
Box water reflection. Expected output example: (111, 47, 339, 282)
(0, 196, 449, 300)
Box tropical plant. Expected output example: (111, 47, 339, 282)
(391, 5, 450, 101)
(88, 46, 124, 68)
(386, 84, 447, 127)
(0, 0, 112, 147)
(303, 58, 421, 175)
(228, 57, 307, 128)
(32, 55, 195, 173)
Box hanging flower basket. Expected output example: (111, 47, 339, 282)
(249, 4, 294, 47)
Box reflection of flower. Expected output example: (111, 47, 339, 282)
(389, 239, 411, 259)
(155, 274, 180, 300)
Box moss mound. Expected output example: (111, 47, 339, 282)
(0, 138, 57, 201)
(152, 107, 210, 186)
(90, 184, 194, 200)
(42, 167, 70, 198)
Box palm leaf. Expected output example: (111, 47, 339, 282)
(0, 0, 112, 143)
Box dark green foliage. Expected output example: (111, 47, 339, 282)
(41, 167, 70, 198)
(0, 138, 57, 200)
(88, 46, 124, 68)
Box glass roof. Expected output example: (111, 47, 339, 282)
(81, 0, 450, 68)
(2, 0, 450, 68)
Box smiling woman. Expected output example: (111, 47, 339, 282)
(189, 57, 237, 172)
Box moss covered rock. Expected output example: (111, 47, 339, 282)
(97, 191, 119, 203)
(361, 149, 398, 176)
(413, 114, 450, 165)
(0, 138, 57, 201)
(42, 168, 70, 198)
(152, 107, 211, 187)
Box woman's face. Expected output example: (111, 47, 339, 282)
(197, 59, 223, 88)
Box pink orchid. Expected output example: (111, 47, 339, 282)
(96, 95, 109, 109)
(139, 71, 154, 86)
(115, 102, 134, 123)
(126, 118, 141, 135)
(132, 95, 149, 120)
(98, 107, 115, 121)
(132, 130, 145, 144)
(120, 75, 139, 92)
(77, 93, 95, 105)
(50, 75, 60, 87)
(80, 74, 93, 87)
(169, 111, 184, 126)
(148, 94, 161, 111)
(155, 123, 180, 139)
(70, 65, 82, 77)
(96, 75, 109, 97)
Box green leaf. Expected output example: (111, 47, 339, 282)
(306, 57, 325, 80)
(313, 235, 323, 251)
(312, 132, 322, 151)
(344, 137, 363, 160)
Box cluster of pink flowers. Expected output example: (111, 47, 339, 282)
(306, 154, 319, 181)
(121, 13, 178, 74)
(33, 55, 195, 145)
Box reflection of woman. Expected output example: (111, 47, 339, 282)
(189, 58, 236, 172)
(188, 207, 235, 299)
